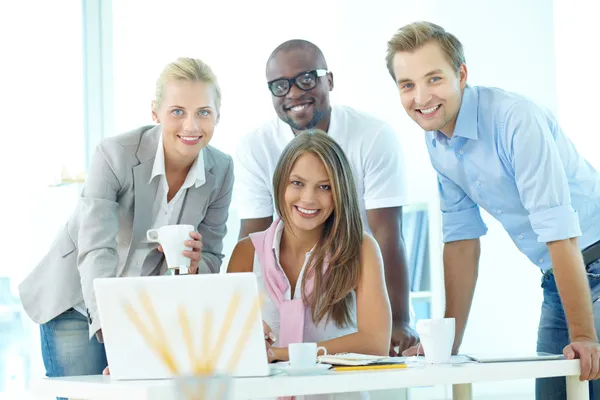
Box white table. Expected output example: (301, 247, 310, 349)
(30, 359, 588, 400)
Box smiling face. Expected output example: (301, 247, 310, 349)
(266, 48, 333, 132)
(152, 80, 218, 164)
(283, 152, 335, 234)
(392, 41, 467, 137)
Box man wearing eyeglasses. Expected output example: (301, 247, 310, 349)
(235, 39, 418, 355)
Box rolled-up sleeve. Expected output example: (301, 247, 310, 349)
(505, 101, 581, 243)
(529, 205, 580, 243)
(438, 171, 488, 243)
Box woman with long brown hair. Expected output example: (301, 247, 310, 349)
(228, 130, 391, 398)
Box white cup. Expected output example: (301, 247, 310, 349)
(416, 318, 455, 364)
(288, 343, 327, 368)
(146, 224, 194, 274)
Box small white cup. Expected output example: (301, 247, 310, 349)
(146, 224, 194, 274)
(416, 318, 455, 364)
(288, 343, 327, 368)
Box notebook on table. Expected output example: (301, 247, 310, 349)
(318, 353, 404, 366)
(465, 352, 565, 363)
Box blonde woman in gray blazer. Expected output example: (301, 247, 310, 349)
(19, 58, 234, 382)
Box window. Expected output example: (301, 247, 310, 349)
(0, 1, 84, 396)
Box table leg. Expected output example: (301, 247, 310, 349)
(452, 383, 472, 400)
(566, 375, 590, 400)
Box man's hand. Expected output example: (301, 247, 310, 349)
(389, 322, 419, 356)
(401, 342, 424, 357)
(402, 340, 461, 357)
(564, 338, 600, 381)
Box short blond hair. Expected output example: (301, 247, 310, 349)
(385, 21, 465, 81)
(153, 57, 222, 114)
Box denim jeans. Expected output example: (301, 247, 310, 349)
(536, 259, 600, 400)
(40, 308, 107, 400)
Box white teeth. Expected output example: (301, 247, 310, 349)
(420, 105, 440, 115)
(290, 104, 310, 112)
(180, 136, 200, 142)
(297, 206, 318, 214)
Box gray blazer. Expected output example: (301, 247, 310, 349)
(19, 125, 234, 337)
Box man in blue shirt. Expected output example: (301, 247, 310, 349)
(386, 21, 600, 399)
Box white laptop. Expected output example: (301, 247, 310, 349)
(94, 272, 271, 380)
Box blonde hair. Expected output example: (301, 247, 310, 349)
(385, 21, 465, 81)
(153, 57, 222, 114)
(272, 130, 363, 328)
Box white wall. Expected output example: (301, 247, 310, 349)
(554, 0, 600, 169)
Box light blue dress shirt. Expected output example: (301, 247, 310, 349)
(426, 85, 600, 271)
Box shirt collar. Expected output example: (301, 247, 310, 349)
(149, 132, 206, 188)
(430, 85, 479, 146)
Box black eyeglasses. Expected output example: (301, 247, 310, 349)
(267, 69, 328, 97)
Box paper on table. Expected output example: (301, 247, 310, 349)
(318, 353, 475, 367)
(318, 353, 389, 366)
(399, 355, 475, 366)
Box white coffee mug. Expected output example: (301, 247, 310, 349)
(146, 224, 194, 274)
(416, 318, 455, 364)
(288, 343, 327, 368)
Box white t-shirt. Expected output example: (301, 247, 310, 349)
(235, 105, 407, 233)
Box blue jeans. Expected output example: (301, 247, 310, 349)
(40, 308, 107, 400)
(537, 259, 600, 400)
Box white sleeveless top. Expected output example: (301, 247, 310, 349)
(253, 221, 367, 400)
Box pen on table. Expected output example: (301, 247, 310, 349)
(333, 364, 408, 372)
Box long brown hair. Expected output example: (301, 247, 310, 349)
(273, 130, 363, 327)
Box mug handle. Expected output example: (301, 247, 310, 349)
(147, 229, 160, 242)
(316, 346, 327, 363)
